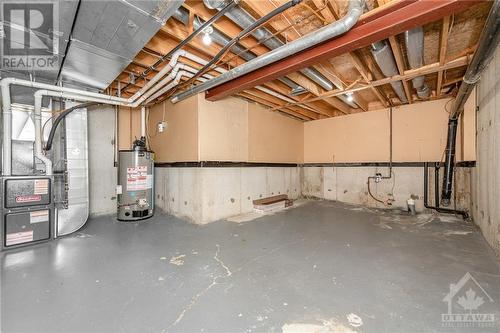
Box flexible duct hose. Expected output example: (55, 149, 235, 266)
(44, 102, 98, 151)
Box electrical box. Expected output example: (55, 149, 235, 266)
(157, 121, 167, 133)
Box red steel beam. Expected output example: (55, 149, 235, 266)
(206, 0, 484, 101)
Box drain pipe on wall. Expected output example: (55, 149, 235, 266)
(423, 163, 468, 218)
(140, 106, 146, 138)
(440, 0, 500, 206)
(367, 107, 394, 206)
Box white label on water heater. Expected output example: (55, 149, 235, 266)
(126, 166, 149, 191)
(116, 185, 122, 195)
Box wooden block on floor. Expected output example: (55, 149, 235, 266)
(253, 194, 288, 206)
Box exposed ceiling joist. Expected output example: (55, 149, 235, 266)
(437, 16, 452, 96)
(268, 55, 471, 112)
(205, 0, 483, 101)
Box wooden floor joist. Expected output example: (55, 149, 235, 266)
(205, 0, 483, 101)
(267, 55, 471, 112)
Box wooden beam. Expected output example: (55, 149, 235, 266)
(388, 35, 413, 103)
(321, 97, 351, 115)
(205, 0, 483, 101)
(245, 89, 320, 120)
(259, 82, 336, 118)
(312, 1, 385, 109)
(312, 0, 336, 23)
(268, 55, 470, 112)
(349, 52, 389, 107)
(238, 92, 310, 121)
(243, 0, 355, 113)
(437, 16, 451, 96)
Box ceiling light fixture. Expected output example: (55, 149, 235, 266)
(346, 92, 354, 103)
(202, 26, 213, 46)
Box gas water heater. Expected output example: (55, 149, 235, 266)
(117, 137, 154, 221)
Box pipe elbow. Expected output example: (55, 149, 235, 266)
(1, 77, 15, 88)
(203, 0, 227, 10)
(416, 85, 430, 99)
(34, 89, 48, 99)
(169, 49, 186, 67)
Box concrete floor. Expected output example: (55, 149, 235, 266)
(1, 200, 499, 333)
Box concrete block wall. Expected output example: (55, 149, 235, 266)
(473, 44, 500, 256)
(154, 165, 472, 224)
(302, 166, 472, 213)
(154, 167, 301, 224)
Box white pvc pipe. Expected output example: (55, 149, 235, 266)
(1, 48, 307, 175)
(2, 82, 13, 175)
(1, 51, 191, 174)
(141, 106, 146, 138)
(144, 71, 191, 104)
(144, 67, 212, 104)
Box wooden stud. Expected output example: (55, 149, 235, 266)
(437, 16, 451, 96)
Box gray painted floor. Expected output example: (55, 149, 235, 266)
(1, 200, 500, 333)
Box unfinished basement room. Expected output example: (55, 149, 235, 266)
(1, 0, 500, 332)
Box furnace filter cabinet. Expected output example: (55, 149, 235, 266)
(117, 145, 154, 221)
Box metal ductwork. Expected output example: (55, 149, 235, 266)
(54, 102, 91, 236)
(201, 0, 358, 107)
(60, 0, 185, 90)
(172, 8, 306, 96)
(405, 27, 430, 99)
(440, 0, 500, 206)
(171, 0, 364, 103)
(371, 40, 408, 103)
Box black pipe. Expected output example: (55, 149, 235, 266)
(120, 0, 238, 94)
(434, 163, 440, 208)
(185, 0, 302, 86)
(449, 0, 500, 119)
(44, 102, 98, 151)
(441, 118, 458, 206)
(424, 162, 468, 219)
(55, 0, 82, 84)
(440, 0, 499, 207)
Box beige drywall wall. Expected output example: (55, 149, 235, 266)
(147, 96, 199, 162)
(118, 106, 141, 150)
(248, 102, 304, 163)
(197, 94, 249, 161)
(123, 94, 302, 163)
(120, 93, 475, 165)
(303, 98, 476, 163)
